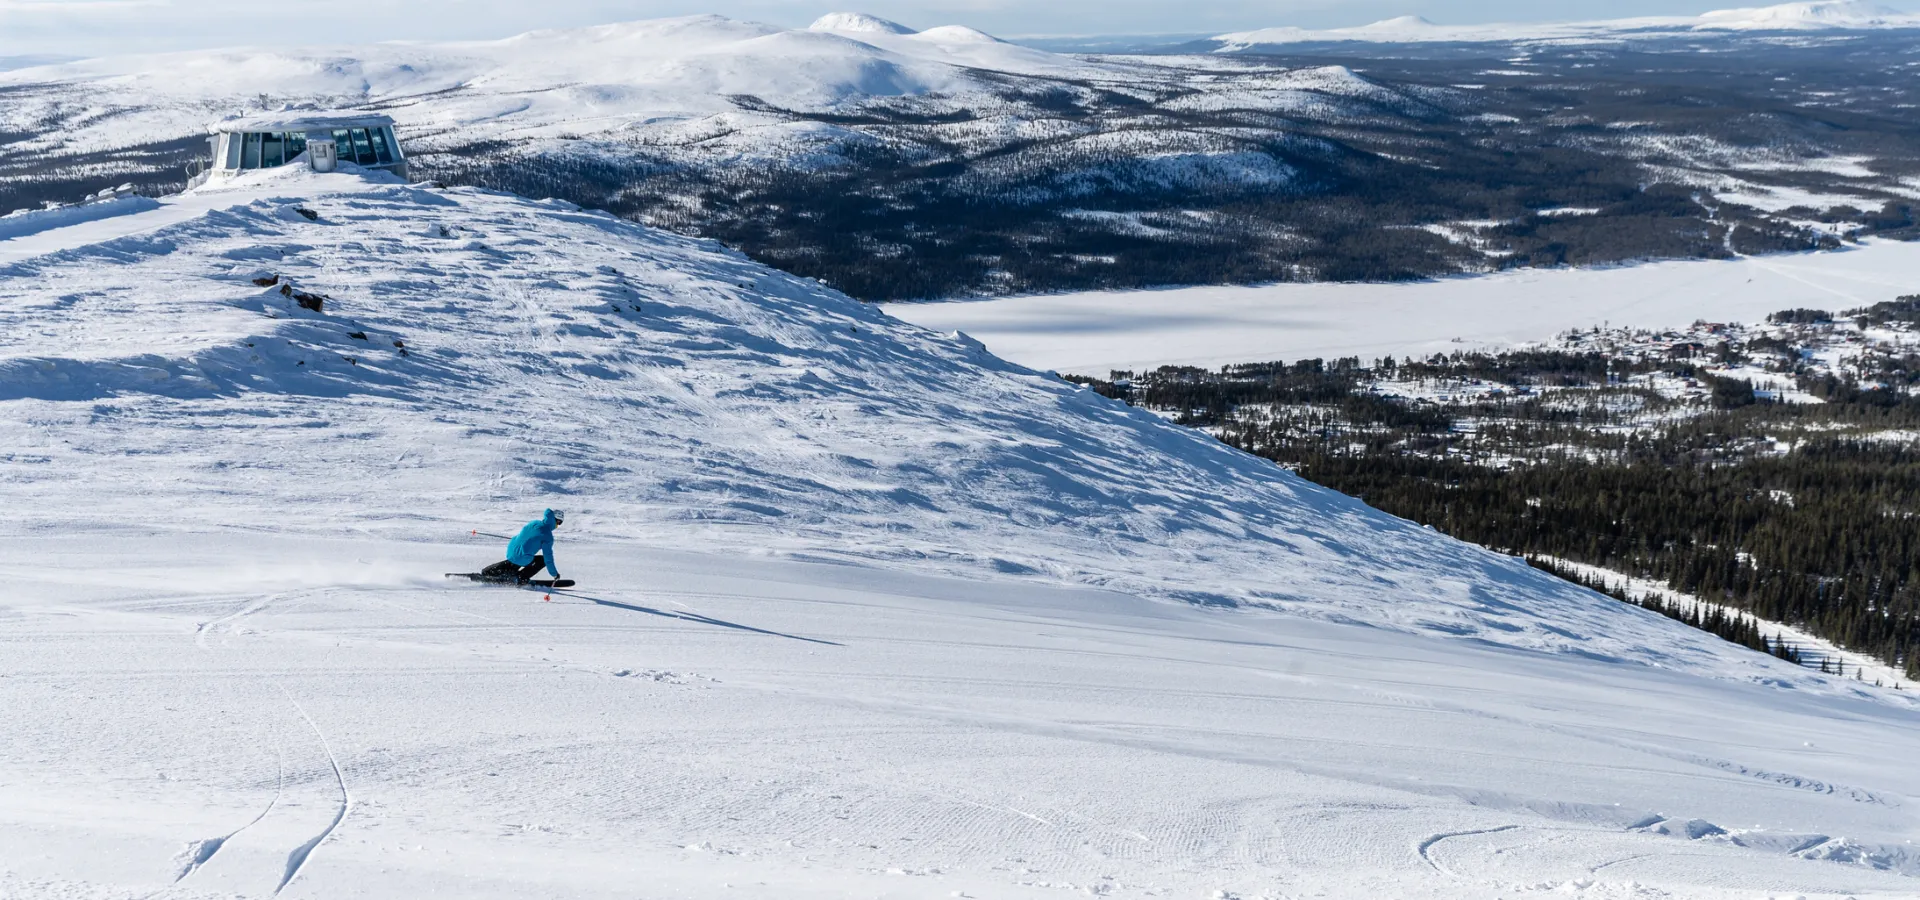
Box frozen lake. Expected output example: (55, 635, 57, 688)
(885, 240, 1920, 376)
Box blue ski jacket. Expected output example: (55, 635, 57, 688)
(507, 509, 561, 576)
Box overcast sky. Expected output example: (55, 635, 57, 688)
(2, 0, 1912, 57)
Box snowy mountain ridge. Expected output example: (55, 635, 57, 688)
(807, 12, 917, 35)
(0, 12, 1101, 157)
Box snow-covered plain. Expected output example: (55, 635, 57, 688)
(4, 170, 1920, 899)
(884, 240, 1920, 376)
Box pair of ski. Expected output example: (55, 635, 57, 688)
(446, 573, 576, 588)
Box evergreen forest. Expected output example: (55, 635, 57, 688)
(1069, 299, 1920, 681)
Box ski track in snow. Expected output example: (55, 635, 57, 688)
(1, 169, 1918, 899)
(196, 591, 293, 649)
(1418, 824, 1523, 876)
(271, 684, 351, 895)
(152, 746, 282, 897)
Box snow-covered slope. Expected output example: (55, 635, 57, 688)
(0, 166, 1765, 664)
(4, 169, 1920, 899)
(1215, 0, 1920, 47)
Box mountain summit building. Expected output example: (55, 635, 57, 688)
(199, 113, 407, 183)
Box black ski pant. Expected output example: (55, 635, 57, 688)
(481, 555, 545, 581)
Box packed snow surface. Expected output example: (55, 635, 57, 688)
(1214, 0, 1920, 47)
(3, 169, 1919, 899)
(885, 239, 1920, 375)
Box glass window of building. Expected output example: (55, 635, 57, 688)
(224, 133, 242, 169)
(370, 127, 395, 164)
(349, 128, 375, 165)
(262, 132, 284, 168)
(243, 133, 263, 169)
(286, 132, 308, 161)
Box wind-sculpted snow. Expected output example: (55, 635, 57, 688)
(5, 172, 1920, 900)
(0, 169, 1892, 700)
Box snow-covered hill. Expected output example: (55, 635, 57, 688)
(0, 13, 1109, 158)
(3, 167, 1919, 899)
(1214, 0, 1920, 47)
(1701, 0, 1919, 29)
(5, 12, 1917, 301)
(0, 10, 1463, 195)
(808, 12, 917, 35)
(0, 166, 1747, 661)
(0, 12, 1369, 251)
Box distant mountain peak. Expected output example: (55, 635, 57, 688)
(1698, 0, 1910, 28)
(809, 12, 917, 34)
(914, 25, 1006, 44)
(1213, 0, 1920, 47)
(1364, 15, 1439, 29)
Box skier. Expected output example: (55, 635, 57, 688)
(481, 508, 565, 584)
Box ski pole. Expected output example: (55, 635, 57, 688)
(470, 529, 512, 539)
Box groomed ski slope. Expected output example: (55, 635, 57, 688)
(2, 169, 1918, 899)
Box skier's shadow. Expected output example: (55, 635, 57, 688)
(560, 591, 842, 646)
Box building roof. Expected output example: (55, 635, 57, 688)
(208, 113, 396, 134)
